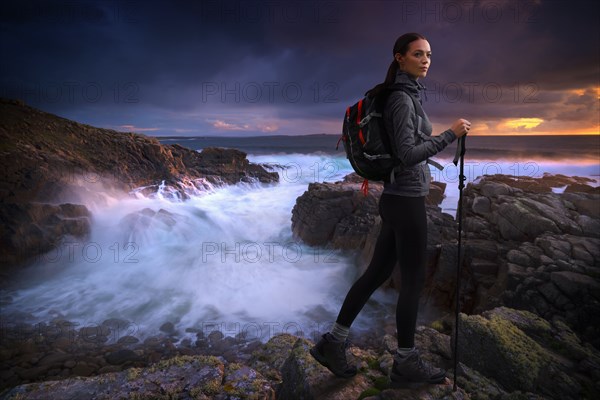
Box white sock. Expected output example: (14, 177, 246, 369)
(330, 322, 350, 341)
(396, 346, 416, 358)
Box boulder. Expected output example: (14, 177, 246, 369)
(0, 202, 91, 266)
(496, 201, 560, 241)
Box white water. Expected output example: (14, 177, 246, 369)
(2, 152, 597, 344)
(2, 153, 394, 344)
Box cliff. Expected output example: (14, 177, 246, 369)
(0, 98, 278, 268)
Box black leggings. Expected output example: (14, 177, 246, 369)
(336, 193, 427, 348)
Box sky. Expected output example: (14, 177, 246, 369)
(1, 0, 599, 137)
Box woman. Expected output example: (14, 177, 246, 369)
(310, 33, 470, 387)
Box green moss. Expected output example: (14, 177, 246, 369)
(199, 380, 221, 395)
(358, 387, 381, 399)
(373, 375, 390, 390)
(222, 382, 245, 397)
(465, 313, 548, 391)
(366, 357, 379, 370)
(150, 354, 222, 372)
(430, 319, 445, 333)
(228, 362, 242, 371)
(127, 367, 142, 381)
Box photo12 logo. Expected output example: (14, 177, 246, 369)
(200, 241, 340, 264)
(0, 81, 139, 105)
(200, 81, 339, 104)
(425, 81, 539, 104)
(35, 241, 139, 264)
(396, 0, 539, 24)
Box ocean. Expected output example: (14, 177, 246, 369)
(161, 134, 600, 215)
(1, 135, 598, 345)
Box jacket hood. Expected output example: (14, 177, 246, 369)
(394, 70, 427, 102)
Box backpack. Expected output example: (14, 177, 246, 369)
(337, 84, 420, 194)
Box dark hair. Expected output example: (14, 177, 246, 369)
(365, 32, 427, 98)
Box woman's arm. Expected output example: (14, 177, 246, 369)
(386, 91, 457, 167)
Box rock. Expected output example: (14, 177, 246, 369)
(159, 322, 176, 335)
(534, 235, 572, 261)
(105, 349, 141, 365)
(537, 282, 571, 309)
(551, 271, 600, 299)
(456, 310, 548, 393)
(562, 192, 600, 218)
(0, 355, 277, 399)
(506, 249, 532, 268)
(576, 214, 600, 238)
(472, 196, 491, 214)
(37, 352, 72, 369)
(456, 362, 506, 399)
(277, 337, 374, 400)
(291, 180, 380, 247)
(496, 201, 560, 241)
(519, 197, 582, 235)
(506, 263, 529, 291)
(0, 202, 91, 266)
(480, 181, 515, 197)
(71, 362, 96, 377)
(222, 363, 275, 398)
(455, 307, 600, 399)
(249, 333, 297, 383)
(427, 181, 446, 206)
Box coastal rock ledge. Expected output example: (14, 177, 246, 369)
(0, 98, 278, 268)
(2, 307, 599, 399)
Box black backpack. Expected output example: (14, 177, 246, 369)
(337, 84, 421, 192)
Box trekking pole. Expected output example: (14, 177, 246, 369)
(452, 134, 467, 392)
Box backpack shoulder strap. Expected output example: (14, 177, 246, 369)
(385, 84, 426, 141)
(386, 85, 444, 172)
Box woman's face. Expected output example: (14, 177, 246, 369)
(395, 39, 431, 80)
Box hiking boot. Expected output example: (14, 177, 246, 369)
(309, 333, 357, 378)
(390, 350, 446, 387)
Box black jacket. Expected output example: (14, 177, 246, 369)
(383, 70, 457, 196)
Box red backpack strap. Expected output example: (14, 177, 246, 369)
(357, 100, 365, 145)
(360, 179, 369, 196)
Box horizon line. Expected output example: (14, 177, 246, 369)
(152, 133, 600, 139)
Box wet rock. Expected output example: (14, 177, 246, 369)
(159, 322, 176, 335)
(105, 349, 141, 365)
(71, 362, 96, 377)
(0, 202, 91, 266)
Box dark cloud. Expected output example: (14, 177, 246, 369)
(1, 0, 598, 136)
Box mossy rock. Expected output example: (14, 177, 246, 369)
(457, 312, 548, 392)
(277, 337, 372, 399)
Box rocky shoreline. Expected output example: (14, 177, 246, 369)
(1, 98, 599, 398)
(1, 305, 598, 399)
(0, 98, 278, 269)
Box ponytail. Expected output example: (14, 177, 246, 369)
(365, 32, 426, 99)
